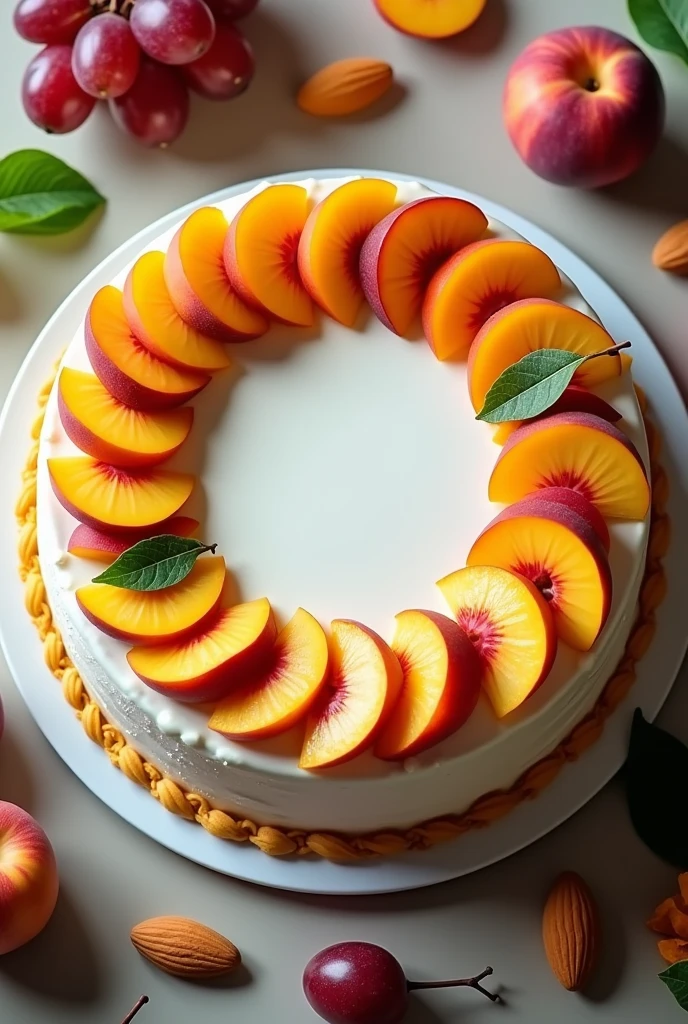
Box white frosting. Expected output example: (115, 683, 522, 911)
(36, 177, 649, 832)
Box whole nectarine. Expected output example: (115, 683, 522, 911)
(504, 26, 664, 188)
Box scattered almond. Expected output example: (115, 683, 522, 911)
(130, 916, 241, 979)
(652, 219, 688, 275)
(542, 872, 600, 991)
(297, 58, 393, 117)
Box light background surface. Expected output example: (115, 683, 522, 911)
(1, 1, 687, 1021)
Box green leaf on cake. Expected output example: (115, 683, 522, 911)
(476, 342, 630, 424)
(92, 535, 217, 592)
(0, 150, 105, 235)
(628, 0, 688, 65)
(660, 960, 688, 1012)
(625, 709, 688, 868)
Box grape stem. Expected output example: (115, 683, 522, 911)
(90, 0, 136, 15)
(120, 996, 149, 1024)
(407, 966, 501, 1003)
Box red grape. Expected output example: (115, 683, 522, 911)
(13, 0, 91, 45)
(182, 23, 253, 99)
(22, 44, 96, 134)
(130, 0, 216, 65)
(72, 13, 141, 99)
(109, 59, 189, 146)
(206, 0, 259, 19)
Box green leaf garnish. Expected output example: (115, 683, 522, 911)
(625, 709, 688, 868)
(629, 0, 688, 65)
(476, 341, 630, 424)
(660, 960, 688, 1011)
(92, 535, 217, 592)
(0, 150, 105, 235)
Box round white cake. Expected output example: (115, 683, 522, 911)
(35, 176, 649, 834)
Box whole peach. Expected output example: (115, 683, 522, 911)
(0, 802, 59, 955)
(503, 26, 664, 188)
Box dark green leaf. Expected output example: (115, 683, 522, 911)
(0, 150, 105, 235)
(660, 960, 688, 1011)
(625, 709, 688, 868)
(92, 535, 216, 591)
(476, 349, 585, 423)
(629, 0, 688, 64)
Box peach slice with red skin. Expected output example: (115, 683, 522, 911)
(359, 196, 488, 337)
(423, 239, 562, 361)
(58, 368, 194, 469)
(76, 555, 226, 646)
(374, 0, 486, 38)
(467, 497, 612, 651)
(300, 619, 403, 769)
(68, 516, 200, 564)
(224, 184, 314, 327)
(297, 178, 398, 327)
(127, 598, 277, 702)
(437, 565, 557, 718)
(124, 252, 232, 373)
(527, 486, 610, 553)
(164, 207, 268, 343)
(208, 608, 330, 740)
(491, 384, 621, 445)
(48, 457, 195, 533)
(375, 609, 481, 761)
(85, 286, 210, 411)
(468, 298, 621, 412)
(489, 411, 650, 520)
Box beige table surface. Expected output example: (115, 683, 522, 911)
(1, 1, 688, 1022)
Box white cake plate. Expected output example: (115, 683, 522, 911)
(1, 169, 686, 896)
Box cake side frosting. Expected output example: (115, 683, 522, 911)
(35, 176, 650, 832)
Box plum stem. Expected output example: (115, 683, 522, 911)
(407, 966, 500, 1003)
(586, 340, 631, 361)
(121, 996, 149, 1024)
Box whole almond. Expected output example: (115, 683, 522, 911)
(130, 916, 241, 979)
(652, 219, 688, 275)
(297, 58, 393, 117)
(542, 872, 600, 991)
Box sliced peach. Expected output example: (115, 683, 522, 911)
(527, 486, 610, 553)
(300, 619, 403, 769)
(467, 498, 612, 651)
(468, 299, 621, 412)
(489, 412, 650, 520)
(48, 457, 195, 533)
(423, 240, 562, 361)
(208, 607, 330, 740)
(68, 517, 200, 564)
(491, 384, 621, 445)
(76, 555, 225, 646)
(224, 184, 314, 327)
(374, 0, 486, 38)
(375, 609, 481, 760)
(127, 598, 276, 701)
(164, 207, 268, 343)
(297, 178, 398, 327)
(359, 196, 488, 337)
(437, 565, 557, 718)
(85, 285, 210, 411)
(58, 368, 193, 469)
(124, 252, 232, 373)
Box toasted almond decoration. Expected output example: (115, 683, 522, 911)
(297, 58, 393, 117)
(130, 916, 241, 979)
(542, 872, 600, 991)
(652, 220, 688, 275)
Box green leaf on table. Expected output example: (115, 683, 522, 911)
(0, 150, 105, 235)
(660, 960, 688, 1011)
(92, 535, 217, 591)
(625, 709, 688, 868)
(476, 349, 587, 423)
(628, 0, 688, 65)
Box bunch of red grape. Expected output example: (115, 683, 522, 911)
(14, 0, 258, 147)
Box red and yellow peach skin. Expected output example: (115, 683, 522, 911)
(0, 802, 59, 955)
